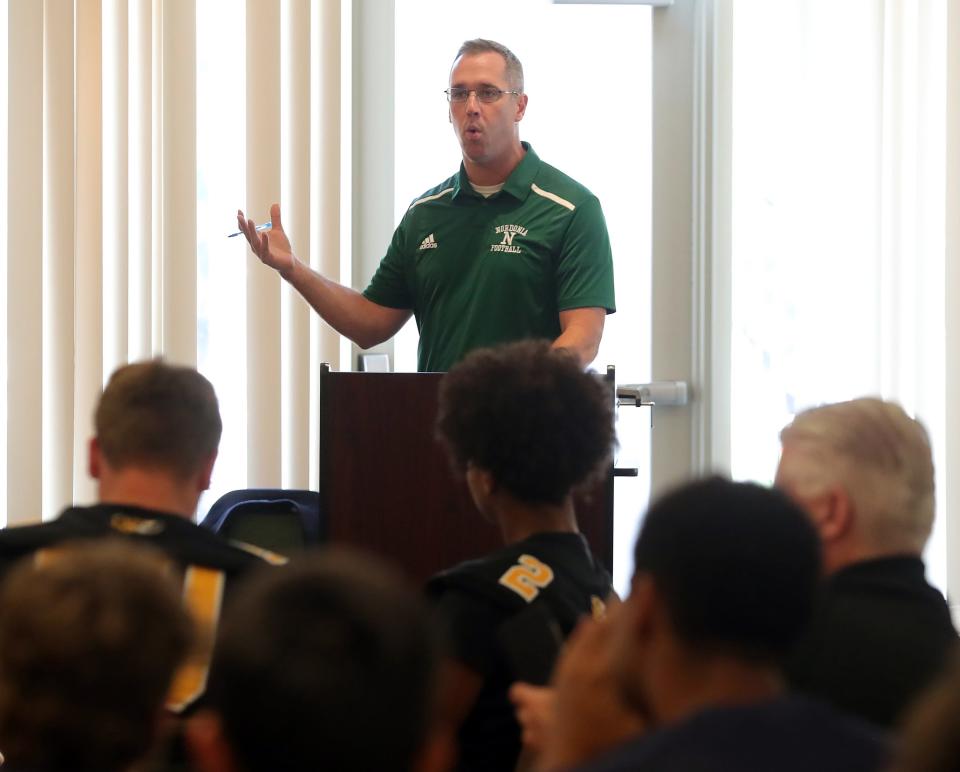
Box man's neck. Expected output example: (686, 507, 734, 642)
(822, 540, 920, 576)
(649, 654, 785, 726)
(463, 141, 526, 187)
(97, 468, 199, 519)
(495, 494, 579, 545)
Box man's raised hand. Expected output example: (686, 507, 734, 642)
(237, 203, 297, 280)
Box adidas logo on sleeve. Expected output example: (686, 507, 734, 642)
(418, 233, 438, 250)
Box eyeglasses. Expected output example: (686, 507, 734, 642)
(444, 86, 522, 104)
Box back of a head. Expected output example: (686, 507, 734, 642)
(436, 339, 615, 505)
(96, 359, 222, 480)
(0, 541, 193, 772)
(634, 477, 821, 664)
(205, 549, 442, 772)
(779, 397, 935, 554)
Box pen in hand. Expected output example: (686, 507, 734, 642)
(227, 221, 272, 238)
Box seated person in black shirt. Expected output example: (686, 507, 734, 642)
(185, 549, 452, 772)
(428, 339, 616, 772)
(536, 477, 889, 772)
(0, 541, 193, 772)
(776, 398, 957, 727)
(0, 360, 282, 712)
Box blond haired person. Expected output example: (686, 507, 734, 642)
(776, 398, 957, 727)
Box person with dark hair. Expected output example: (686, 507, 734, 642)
(0, 541, 193, 772)
(428, 339, 616, 771)
(185, 549, 453, 772)
(524, 477, 889, 772)
(238, 38, 615, 371)
(0, 359, 282, 713)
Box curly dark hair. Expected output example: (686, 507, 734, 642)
(436, 340, 615, 505)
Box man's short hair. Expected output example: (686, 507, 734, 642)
(633, 477, 821, 664)
(436, 339, 615, 506)
(95, 359, 222, 480)
(779, 398, 935, 553)
(0, 541, 193, 772)
(205, 549, 442, 772)
(454, 38, 524, 91)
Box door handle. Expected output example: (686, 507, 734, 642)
(616, 381, 690, 407)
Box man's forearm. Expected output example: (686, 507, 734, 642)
(553, 308, 606, 369)
(286, 258, 411, 350)
(552, 329, 599, 369)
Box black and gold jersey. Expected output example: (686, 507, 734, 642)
(0, 503, 285, 713)
(426, 531, 613, 772)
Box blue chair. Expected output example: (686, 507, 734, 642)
(200, 489, 322, 555)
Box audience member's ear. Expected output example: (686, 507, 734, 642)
(197, 450, 218, 493)
(629, 574, 658, 644)
(184, 710, 238, 772)
(88, 437, 102, 480)
(465, 463, 496, 512)
(815, 485, 854, 543)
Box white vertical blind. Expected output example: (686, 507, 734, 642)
(308, 0, 343, 490)
(151, 0, 162, 353)
(0, 0, 7, 514)
(245, 0, 282, 486)
(196, 0, 346, 508)
(129, 0, 155, 360)
(6, 0, 43, 525)
(0, 0, 205, 524)
(281, 0, 311, 489)
(103, 0, 129, 379)
(42, 0, 77, 519)
(946, 0, 960, 614)
(881, 0, 947, 589)
(74, 0, 103, 506)
(0, 0, 353, 525)
(161, 0, 197, 365)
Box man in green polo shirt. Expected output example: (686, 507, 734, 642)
(237, 39, 615, 372)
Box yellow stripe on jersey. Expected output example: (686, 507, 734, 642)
(591, 595, 607, 619)
(230, 539, 289, 565)
(109, 514, 165, 535)
(33, 546, 69, 568)
(166, 566, 225, 712)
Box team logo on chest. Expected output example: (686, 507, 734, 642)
(491, 223, 527, 254)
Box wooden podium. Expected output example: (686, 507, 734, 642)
(317, 365, 614, 584)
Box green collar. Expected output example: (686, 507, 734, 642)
(452, 142, 540, 202)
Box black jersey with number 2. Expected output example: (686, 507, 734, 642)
(427, 531, 613, 772)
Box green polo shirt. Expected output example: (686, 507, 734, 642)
(363, 143, 616, 372)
